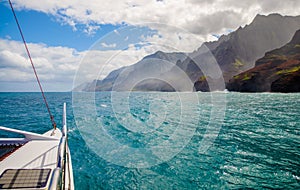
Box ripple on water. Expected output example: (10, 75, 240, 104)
(0, 92, 299, 189)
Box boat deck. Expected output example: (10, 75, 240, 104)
(0, 129, 62, 189)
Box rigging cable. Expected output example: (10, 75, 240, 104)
(8, 0, 57, 129)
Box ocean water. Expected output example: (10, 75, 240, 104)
(0, 92, 299, 189)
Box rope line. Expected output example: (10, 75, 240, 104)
(9, 0, 57, 129)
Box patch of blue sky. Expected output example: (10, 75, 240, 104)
(0, 2, 125, 51)
(1, 2, 159, 52)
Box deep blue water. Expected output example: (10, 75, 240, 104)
(0, 92, 299, 189)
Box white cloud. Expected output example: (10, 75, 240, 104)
(0, 39, 81, 90)
(100, 42, 117, 48)
(11, 0, 300, 39)
(0, 50, 30, 69)
(114, 29, 120, 35)
(0, 38, 156, 91)
(83, 24, 100, 35)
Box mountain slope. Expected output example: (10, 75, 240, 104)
(80, 51, 188, 91)
(193, 13, 300, 91)
(227, 29, 300, 92)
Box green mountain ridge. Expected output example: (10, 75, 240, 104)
(227, 29, 300, 92)
(194, 13, 300, 91)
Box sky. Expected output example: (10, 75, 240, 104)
(0, 0, 300, 92)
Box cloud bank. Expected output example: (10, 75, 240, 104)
(11, 0, 300, 38)
(0, 39, 153, 91)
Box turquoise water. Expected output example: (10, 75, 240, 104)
(0, 92, 299, 189)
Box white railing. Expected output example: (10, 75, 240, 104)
(0, 126, 58, 141)
(49, 102, 73, 190)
